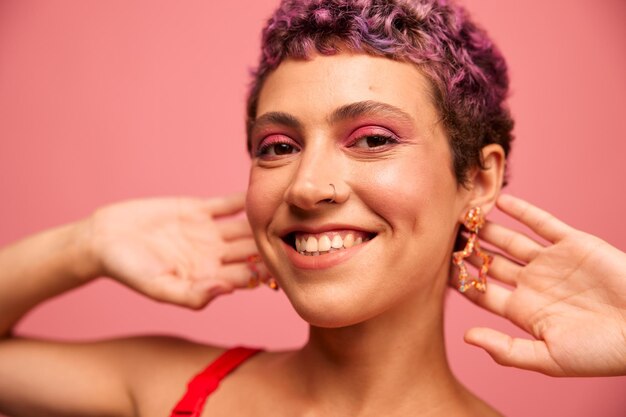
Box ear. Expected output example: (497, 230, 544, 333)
(463, 144, 506, 215)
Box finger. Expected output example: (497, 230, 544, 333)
(142, 273, 223, 310)
(217, 217, 253, 241)
(479, 222, 543, 264)
(221, 238, 258, 263)
(466, 250, 520, 287)
(204, 192, 246, 217)
(457, 281, 512, 317)
(464, 327, 566, 376)
(218, 261, 275, 289)
(497, 194, 573, 243)
(215, 263, 260, 289)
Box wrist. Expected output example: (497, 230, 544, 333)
(64, 217, 103, 283)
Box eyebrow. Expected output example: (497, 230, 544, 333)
(249, 112, 302, 134)
(247, 100, 416, 153)
(328, 100, 414, 126)
(250, 100, 414, 134)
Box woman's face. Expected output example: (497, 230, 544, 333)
(246, 53, 470, 327)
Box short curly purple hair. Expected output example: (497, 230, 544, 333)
(246, 0, 514, 185)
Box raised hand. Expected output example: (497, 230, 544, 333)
(461, 194, 626, 376)
(87, 193, 269, 309)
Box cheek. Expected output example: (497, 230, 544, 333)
(246, 170, 272, 233)
(245, 167, 290, 236)
(350, 153, 457, 229)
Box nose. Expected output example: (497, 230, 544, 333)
(284, 142, 348, 210)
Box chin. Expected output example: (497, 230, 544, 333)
(294, 305, 371, 329)
(281, 281, 389, 328)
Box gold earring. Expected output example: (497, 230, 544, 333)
(247, 255, 261, 288)
(247, 255, 279, 291)
(452, 207, 492, 293)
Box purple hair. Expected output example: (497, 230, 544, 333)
(246, 0, 514, 185)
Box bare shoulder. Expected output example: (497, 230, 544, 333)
(467, 399, 504, 417)
(456, 384, 504, 417)
(110, 335, 226, 416)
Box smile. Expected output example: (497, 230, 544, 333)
(283, 230, 376, 256)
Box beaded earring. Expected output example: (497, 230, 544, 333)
(452, 207, 492, 293)
(247, 255, 279, 290)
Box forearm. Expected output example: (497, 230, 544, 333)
(0, 219, 99, 338)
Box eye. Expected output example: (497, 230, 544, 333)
(350, 134, 398, 150)
(260, 143, 297, 156)
(255, 136, 300, 158)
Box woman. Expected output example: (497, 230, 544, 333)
(0, 0, 624, 416)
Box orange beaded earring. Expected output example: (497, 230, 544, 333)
(452, 207, 492, 293)
(247, 254, 279, 291)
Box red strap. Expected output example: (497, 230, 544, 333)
(170, 346, 262, 416)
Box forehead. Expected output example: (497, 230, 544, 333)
(257, 53, 439, 126)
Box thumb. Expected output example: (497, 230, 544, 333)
(464, 327, 565, 376)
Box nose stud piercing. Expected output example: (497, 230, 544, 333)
(246, 255, 279, 291)
(452, 207, 492, 293)
(328, 183, 336, 203)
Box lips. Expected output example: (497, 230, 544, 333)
(285, 230, 374, 255)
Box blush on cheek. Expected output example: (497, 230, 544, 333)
(245, 169, 290, 236)
(350, 148, 458, 239)
(352, 162, 431, 223)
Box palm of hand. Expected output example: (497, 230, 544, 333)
(508, 233, 626, 375)
(464, 195, 626, 376)
(88, 195, 257, 308)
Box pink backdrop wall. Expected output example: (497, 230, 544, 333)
(0, 0, 624, 416)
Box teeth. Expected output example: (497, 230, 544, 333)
(294, 231, 372, 255)
(331, 235, 343, 249)
(305, 236, 318, 252)
(318, 235, 331, 252)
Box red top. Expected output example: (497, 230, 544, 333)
(170, 346, 262, 417)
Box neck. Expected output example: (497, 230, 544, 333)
(288, 281, 467, 416)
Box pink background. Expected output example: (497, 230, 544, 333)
(0, 0, 625, 416)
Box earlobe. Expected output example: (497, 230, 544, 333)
(464, 144, 506, 215)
